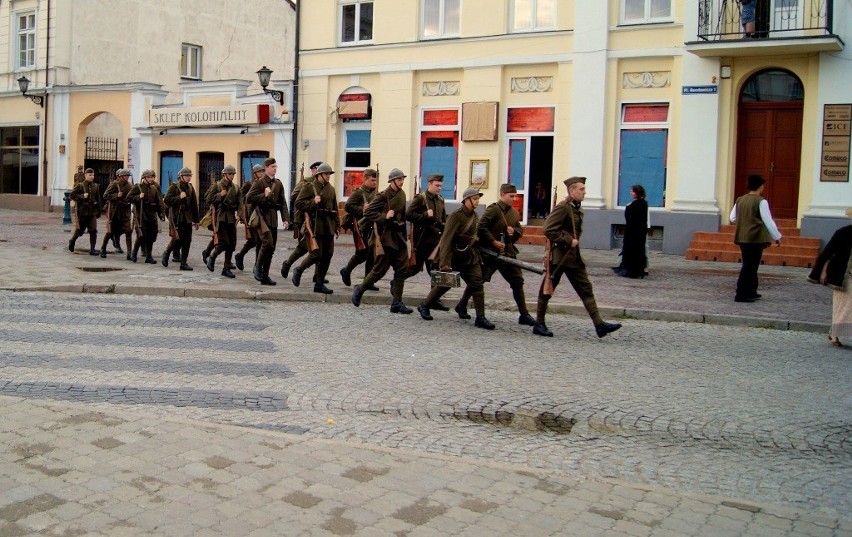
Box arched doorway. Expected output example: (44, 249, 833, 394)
(735, 69, 804, 219)
(78, 112, 125, 193)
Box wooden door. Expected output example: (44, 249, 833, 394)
(735, 102, 803, 219)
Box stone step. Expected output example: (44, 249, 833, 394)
(686, 219, 819, 268)
(685, 248, 817, 268)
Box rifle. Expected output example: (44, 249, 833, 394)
(104, 200, 113, 235)
(373, 222, 384, 258)
(132, 201, 143, 240)
(542, 201, 580, 296)
(541, 239, 554, 297)
(211, 205, 219, 247)
(240, 203, 251, 239)
(293, 162, 304, 238)
(303, 213, 320, 253)
(407, 174, 419, 267)
(167, 206, 177, 239)
(478, 247, 544, 274)
(351, 218, 366, 251)
(254, 207, 270, 236)
(552, 186, 558, 211)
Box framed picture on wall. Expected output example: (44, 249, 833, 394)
(470, 160, 489, 189)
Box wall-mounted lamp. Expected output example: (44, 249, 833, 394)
(256, 66, 284, 105)
(159, 129, 168, 136)
(239, 128, 249, 135)
(17, 76, 44, 108)
(302, 139, 310, 150)
(720, 66, 732, 79)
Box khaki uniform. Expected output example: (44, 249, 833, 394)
(294, 179, 340, 284)
(406, 191, 446, 275)
(236, 179, 259, 262)
(536, 200, 603, 326)
(341, 183, 377, 278)
(284, 176, 316, 269)
(246, 174, 288, 280)
(164, 181, 200, 265)
(127, 181, 165, 260)
(204, 178, 244, 267)
(101, 178, 134, 254)
(68, 180, 101, 252)
(359, 185, 409, 302)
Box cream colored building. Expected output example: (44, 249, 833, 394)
(297, 0, 850, 252)
(1, 0, 295, 212)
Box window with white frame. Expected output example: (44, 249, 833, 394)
(422, 0, 460, 39)
(340, 1, 374, 44)
(180, 43, 202, 80)
(622, 0, 672, 24)
(16, 11, 36, 69)
(511, 0, 555, 32)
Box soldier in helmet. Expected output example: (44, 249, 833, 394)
(234, 163, 265, 271)
(339, 168, 379, 288)
(246, 157, 289, 285)
(203, 164, 243, 278)
(68, 168, 101, 255)
(100, 168, 134, 259)
(291, 162, 340, 293)
(127, 169, 165, 263)
(281, 161, 322, 280)
(104, 169, 125, 254)
(351, 168, 414, 314)
(454, 183, 536, 326)
(418, 188, 494, 330)
(162, 167, 200, 270)
(533, 176, 622, 339)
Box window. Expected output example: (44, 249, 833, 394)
(420, 109, 460, 199)
(511, 0, 555, 32)
(422, 0, 460, 39)
(16, 12, 36, 69)
(618, 104, 669, 207)
(0, 127, 40, 195)
(622, 0, 672, 24)
(341, 125, 372, 196)
(159, 151, 184, 194)
(340, 1, 373, 44)
(180, 44, 202, 79)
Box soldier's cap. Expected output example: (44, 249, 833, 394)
(388, 168, 406, 182)
(77, 165, 84, 169)
(178, 167, 193, 176)
(117, 168, 131, 177)
(363, 168, 378, 179)
(563, 176, 586, 189)
(747, 174, 765, 190)
(316, 163, 335, 175)
(426, 173, 444, 183)
(141, 169, 156, 178)
(309, 161, 322, 169)
(263, 157, 276, 167)
(462, 187, 483, 202)
(252, 164, 264, 173)
(222, 164, 237, 174)
(84, 168, 94, 174)
(500, 183, 517, 194)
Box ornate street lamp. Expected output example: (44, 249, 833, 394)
(17, 76, 44, 108)
(256, 66, 284, 105)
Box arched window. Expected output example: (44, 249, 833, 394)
(741, 69, 803, 103)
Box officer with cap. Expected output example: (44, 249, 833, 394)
(418, 187, 495, 329)
(281, 161, 324, 280)
(352, 168, 413, 313)
(162, 167, 200, 270)
(68, 167, 102, 255)
(454, 183, 535, 326)
(203, 164, 244, 278)
(100, 168, 134, 259)
(406, 173, 448, 287)
(534, 176, 622, 338)
(292, 162, 340, 293)
(127, 169, 165, 263)
(234, 163, 266, 271)
(246, 157, 289, 285)
(340, 168, 379, 288)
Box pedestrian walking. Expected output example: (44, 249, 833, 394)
(807, 208, 852, 347)
(162, 167, 200, 271)
(614, 184, 649, 279)
(291, 163, 340, 294)
(246, 158, 289, 285)
(99, 168, 133, 259)
(340, 168, 379, 287)
(127, 169, 165, 264)
(68, 168, 101, 255)
(204, 165, 243, 278)
(234, 164, 265, 271)
(533, 176, 622, 338)
(731, 174, 782, 302)
(406, 173, 449, 310)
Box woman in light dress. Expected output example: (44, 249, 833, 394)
(808, 208, 852, 346)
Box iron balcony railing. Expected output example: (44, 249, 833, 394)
(697, 0, 834, 41)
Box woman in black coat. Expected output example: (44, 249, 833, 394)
(807, 213, 852, 346)
(615, 184, 649, 278)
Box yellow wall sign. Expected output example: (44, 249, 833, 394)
(821, 104, 851, 182)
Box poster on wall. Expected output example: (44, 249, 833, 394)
(820, 104, 851, 182)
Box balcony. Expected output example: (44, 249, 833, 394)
(686, 0, 844, 57)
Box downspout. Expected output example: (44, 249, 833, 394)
(290, 0, 300, 192)
(42, 0, 51, 202)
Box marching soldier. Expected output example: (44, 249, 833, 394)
(99, 168, 134, 259)
(406, 173, 449, 310)
(455, 183, 535, 326)
(339, 168, 378, 288)
(351, 168, 413, 313)
(234, 164, 265, 271)
(246, 157, 289, 285)
(292, 163, 340, 293)
(68, 168, 101, 255)
(204, 165, 243, 278)
(162, 167, 200, 270)
(127, 169, 165, 264)
(73, 165, 86, 185)
(104, 170, 125, 254)
(533, 176, 622, 338)
(281, 161, 321, 279)
(418, 188, 494, 329)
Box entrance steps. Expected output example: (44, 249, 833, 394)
(685, 218, 820, 268)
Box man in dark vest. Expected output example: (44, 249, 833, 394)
(533, 176, 622, 339)
(730, 174, 782, 302)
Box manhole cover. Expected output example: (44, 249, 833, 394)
(78, 267, 123, 272)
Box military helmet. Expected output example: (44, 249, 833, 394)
(317, 163, 335, 175)
(222, 164, 237, 174)
(252, 164, 264, 173)
(461, 187, 482, 202)
(117, 168, 131, 177)
(387, 168, 406, 182)
(141, 169, 156, 178)
(178, 167, 192, 176)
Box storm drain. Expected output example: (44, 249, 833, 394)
(453, 409, 576, 434)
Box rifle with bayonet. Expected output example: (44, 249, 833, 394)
(132, 200, 143, 241)
(293, 162, 304, 239)
(408, 174, 419, 267)
(210, 205, 219, 247)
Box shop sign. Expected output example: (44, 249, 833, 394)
(821, 104, 851, 182)
(149, 104, 270, 128)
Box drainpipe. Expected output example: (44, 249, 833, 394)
(42, 0, 51, 204)
(290, 0, 300, 192)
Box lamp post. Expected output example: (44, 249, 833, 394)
(17, 76, 44, 108)
(256, 66, 284, 105)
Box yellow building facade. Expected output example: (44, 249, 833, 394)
(296, 0, 850, 251)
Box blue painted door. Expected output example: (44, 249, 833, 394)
(160, 153, 183, 195)
(618, 129, 667, 207)
(420, 135, 457, 199)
